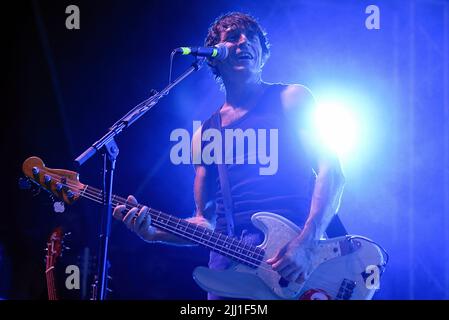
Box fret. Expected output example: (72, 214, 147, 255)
(223, 235, 231, 251)
(228, 236, 239, 253)
(112, 194, 125, 207)
(212, 233, 221, 249)
(46, 269, 58, 300)
(215, 233, 226, 248)
(197, 225, 206, 243)
(166, 215, 174, 229)
(153, 210, 163, 225)
(178, 219, 189, 232)
(174, 217, 181, 231)
(199, 228, 214, 248)
(80, 184, 88, 197)
(185, 221, 200, 238)
(192, 223, 200, 237)
(235, 240, 243, 254)
(45, 266, 55, 273)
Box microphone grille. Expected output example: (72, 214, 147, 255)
(214, 43, 228, 61)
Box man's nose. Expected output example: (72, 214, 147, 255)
(237, 33, 249, 45)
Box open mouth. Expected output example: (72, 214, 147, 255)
(236, 52, 254, 60)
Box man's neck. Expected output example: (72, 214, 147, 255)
(223, 77, 265, 108)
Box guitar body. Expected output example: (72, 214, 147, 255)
(192, 212, 385, 300)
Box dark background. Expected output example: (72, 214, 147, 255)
(1, 0, 448, 300)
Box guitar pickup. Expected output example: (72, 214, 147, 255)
(336, 279, 356, 300)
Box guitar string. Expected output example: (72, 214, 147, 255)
(45, 255, 52, 299)
(46, 252, 56, 300)
(46, 267, 56, 300)
(50, 272, 56, 300)
(32, 169, 350, 295)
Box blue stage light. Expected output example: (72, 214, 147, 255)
(313, 98, 360, 159)
(308, 86, 380, 166)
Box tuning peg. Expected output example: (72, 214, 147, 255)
(60, 177, 68, 189)
(56, 183, 63, 192)
(66, 190, 74, 199)
(44, 175, 52, 184)
(64, 232, 72, 237)
(63, 245, 71, 251)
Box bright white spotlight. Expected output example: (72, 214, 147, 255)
(313, 99, 359, 158)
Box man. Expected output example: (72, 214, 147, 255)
(113, 12, 345, 299)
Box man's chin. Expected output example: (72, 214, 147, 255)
(231, 66, 256, 75)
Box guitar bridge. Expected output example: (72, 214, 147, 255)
(339, 237, 362, 256)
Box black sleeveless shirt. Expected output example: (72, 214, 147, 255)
(201, 83, 315, 234)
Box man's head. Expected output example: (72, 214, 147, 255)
(204, 12, 271, 84)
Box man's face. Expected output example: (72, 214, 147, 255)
(214, 26, 264, 82)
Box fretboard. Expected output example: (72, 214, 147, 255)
(82, 185, 265, 268)
(45, 267, 58, 300)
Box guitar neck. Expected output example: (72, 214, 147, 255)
(82, 185, 264, 268)
(45, 267, 58, 300)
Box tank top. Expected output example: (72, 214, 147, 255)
(200, 83, 315, 234)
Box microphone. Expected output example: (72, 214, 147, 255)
(174, 44, 228, 61)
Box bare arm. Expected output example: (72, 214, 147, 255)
(286, 85, 345, 240)
(301, 155, 345, 241)
(267, 84, 346, 282)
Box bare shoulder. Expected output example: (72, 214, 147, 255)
(280, 84, 316, 113)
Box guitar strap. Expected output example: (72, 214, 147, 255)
(211, 111, 235, 237)
(209, 111, 348, 238)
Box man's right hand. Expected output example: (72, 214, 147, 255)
(112, 195, 158, 242)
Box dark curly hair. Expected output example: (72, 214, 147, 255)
(204, 12, 271, 82)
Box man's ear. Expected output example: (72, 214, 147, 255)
(260, 55, 268, 69)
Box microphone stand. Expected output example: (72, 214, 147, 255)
(74, 57, 205, 300)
